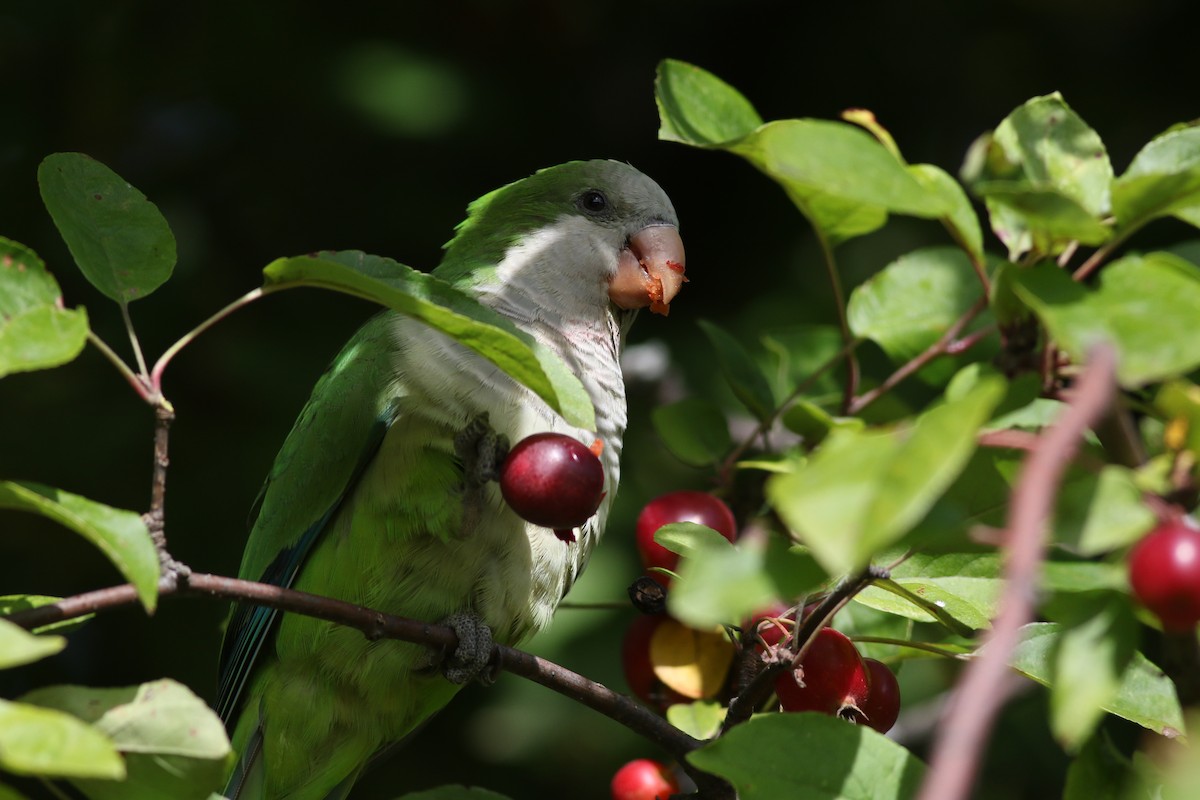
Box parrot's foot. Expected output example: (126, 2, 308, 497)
(433, 612, 498, 686)
(454, 412, 510, 488)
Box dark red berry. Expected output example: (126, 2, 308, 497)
(635, 491, 737, 574)
(856, 658, 901, 733)
(1129, 517, 1200, 632)
(775, 628, 870, 718)
(611, 758, 679, 800)
(499, 432, 604, 530)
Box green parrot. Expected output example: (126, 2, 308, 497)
(218, 160, 686, 799)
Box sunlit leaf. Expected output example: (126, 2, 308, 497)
(0, 237, 88, 378)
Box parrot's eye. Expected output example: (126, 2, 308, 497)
(578, 190, 609, 214)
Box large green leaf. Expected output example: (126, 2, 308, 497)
(1047, 594, 1139, 750)
(37, 152, 176, 304)
(1063, 731, 1135, 800)
(908, 163, 986, 265)
(655, 60, 949, 245)
(22, 680, 231, 800)
(1054, 466, 1157, 555)
(769, 377, 1004, 574)
(0, 482, 158, 612)
(963, 93, 1113, 258)
(847, 245, 987, 364)
(1113, 123, 1200, 229)
(262, 251, 595, 430)
(855, 553, 1003, 631)
(655, 58, 763, 146)
(0, 237, 89, 378)
(1010, 623, 1184, 737)
(0, 618, 65, 669)
(687, 712, 926, 800)
(1012, 253, 1200, 387)
(0, 698, 124, 780)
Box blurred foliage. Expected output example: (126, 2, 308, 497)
(2, 1, 1198, 797)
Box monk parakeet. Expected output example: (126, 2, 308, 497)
(218, 160, 685, 799)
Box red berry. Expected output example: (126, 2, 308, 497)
(774, 628, 870, 717)
(856, 658, 901, 733)
(635, 491, 737, 573)
(621, 615, 687, 711)
(1129, 517, 1200, 632)
(499, 433, 604, 530)
(611, 758, 680, 800)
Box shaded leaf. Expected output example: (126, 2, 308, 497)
(0, 237, 88, 378)
(37, 153, 175, 304)
(263, 251, 595, 430)
(1010, 623, 1185, 737)
(687, 713, 926, 800)
(0, 618, 65, 669)
(1054, 466, 1157, 555)
(0, 595, 92, 635)
(1012, 253, 1200, 387)
(1113, 123, 1200, 229)
(0, 698, 124, 780)
(696, 319, 776, 422)
(23, 680, 231, 800)
(394, 788, 513, 800)
(651, 397, 731, 467)
(0, 482, 157, 612)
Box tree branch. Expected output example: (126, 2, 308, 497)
(3, 572, 708, 768)
(916, 344, 1117, 800)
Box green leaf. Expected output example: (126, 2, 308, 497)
(780, 399, 863, 445)
(0, 237, 89, 378)
(262, 251, 595, 430)
(394, 788, 513, 800)
(854, 553, 1004, 632)
(651, 397, 731, 467)
(1048, 594, 1139, 750)
(0, 698, 124, 780)
(654, 62, 949, 245)
(1063, 730, 1134, 800)
(847, 245, 987, 364)
(687, 713, 926, 800)
(653, 521, 736, 559)
(0, 482, 158, 612)
(655, 59, 763, 146)
(1012, 253, 1200, 387)
(1054, 466, 1157, 555)
(1010, 623, 1185, 737)
(666, 700, 726, 741)
(672, 532, 820, 633)
(908, 163, 986, 265)
(22, 679, 231, 800)
(0, 617, 65, 669)
(759, 324, 846, 403)
(1113, 123, 1200, 229)
(962, 93, 1113, 258)
(0, 595, 92, 635)
(37, 152, 176, 304)
(696, 319, 776, 423)
(769, 378, 1005, 574)
(0, 783, 31, 800)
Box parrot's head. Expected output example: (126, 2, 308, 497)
(438, 160, 686, 323)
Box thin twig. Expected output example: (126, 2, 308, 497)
(847, 296, 989, 416)
(87, 330, 150, 401)
(151, 287, 265, 390)
(916, 344, 1117, 800)
(1071, 222, 1142, 283)
(120, 302, 150, 379)
(813, 229, 859, 414)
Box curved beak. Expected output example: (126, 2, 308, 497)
(608, 225, 687, 316)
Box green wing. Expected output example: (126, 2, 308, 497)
(216, 312, 403, 724)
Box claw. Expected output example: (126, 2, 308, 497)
(454, 412, 510, 488)
(437, 612, 495, 686)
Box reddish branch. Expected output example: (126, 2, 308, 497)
(916, 344, 1117, 800)
(4, 572, 714, 783)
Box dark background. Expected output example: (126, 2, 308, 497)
(1, 1, 1194, 797)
